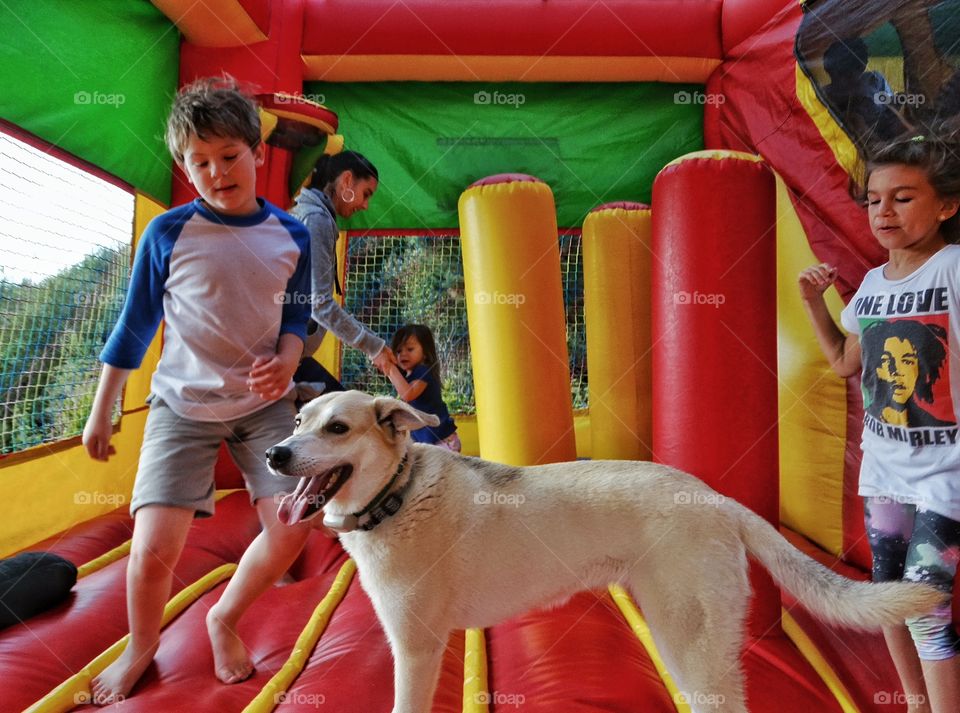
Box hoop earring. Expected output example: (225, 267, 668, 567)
(341, 188, 356, 203)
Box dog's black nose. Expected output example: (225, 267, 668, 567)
(266, 445, 292, 469)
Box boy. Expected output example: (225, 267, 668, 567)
(82, 76, 312, 704)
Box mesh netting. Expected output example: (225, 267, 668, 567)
(340, 232, 588, 414)
(0, 132, 134, 455)
(560, 231, 588, 410)
(340, 234, 472, 413)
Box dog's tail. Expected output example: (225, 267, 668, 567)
(732, 500, 942, 629)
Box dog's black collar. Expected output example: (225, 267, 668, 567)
(323, 453, 411, 533)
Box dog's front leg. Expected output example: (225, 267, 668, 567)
(388, 638, 447, 713)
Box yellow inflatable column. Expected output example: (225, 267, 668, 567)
(458, 174, 576, 465)
(582, 202, 652, 461)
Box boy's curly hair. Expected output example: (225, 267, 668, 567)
(165, 75, 261, 164)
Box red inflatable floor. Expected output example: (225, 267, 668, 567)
(1, 496, 909, 713)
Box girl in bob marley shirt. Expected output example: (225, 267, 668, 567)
(799, 130, 960, 712)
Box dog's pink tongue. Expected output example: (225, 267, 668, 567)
(277, 492, 306, 526)
(276, 474, 327, 526)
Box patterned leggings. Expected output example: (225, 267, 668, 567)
(865, 497, 960, 660)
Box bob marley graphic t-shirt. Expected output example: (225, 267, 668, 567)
(841, 244, 960, 521)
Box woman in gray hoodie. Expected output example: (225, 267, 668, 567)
(290, 151, 396, 395)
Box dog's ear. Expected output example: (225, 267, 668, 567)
(374, 397, 441, 438)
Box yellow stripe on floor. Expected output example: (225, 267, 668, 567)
(75, 540, 131, 580)
(25, 563, 237, 713)
(242, 558, 357, 713)
(75, 489, 243, 579)
(782, 609, 861, 713)
(463, 628, 489, 712)
(609, 584, 691, 713)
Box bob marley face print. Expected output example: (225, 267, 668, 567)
(878, 337, 919, 409)
(861, 318, 953, 428)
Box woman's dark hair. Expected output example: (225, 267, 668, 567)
(854, 127, 960, 243)
(310, 150, 378, 190)
(391, 324, 442, 388)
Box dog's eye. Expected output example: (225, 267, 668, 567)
(326, 421, 349, 435)
(294, 416, 302, 428)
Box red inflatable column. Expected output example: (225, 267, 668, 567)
(651, 151, 779, 637)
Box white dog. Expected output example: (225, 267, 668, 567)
(266, 391, 940, 713)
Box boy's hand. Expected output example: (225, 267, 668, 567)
(82, 365, 128, 462)
(82, 414, 117, 462)
(248, 351, 299, 401)
(798, 263, 838, 302)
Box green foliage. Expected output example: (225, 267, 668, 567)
(340, 234, 588, 414)
(342, 235, 474, 412)
(0, 247, 126, 454)
(0, 233, 588, 454)
(560, 234, 589, 410)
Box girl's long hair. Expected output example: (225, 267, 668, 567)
(391, 324, 442, 389)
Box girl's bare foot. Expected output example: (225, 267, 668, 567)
(91, 639, 159, 705)
(206, 606, 254, 683)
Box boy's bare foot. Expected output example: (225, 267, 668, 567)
(206, 606, 254, 683)
(91, 639, 159, 705)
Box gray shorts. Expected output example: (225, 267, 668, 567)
(131, 393, 298, 517)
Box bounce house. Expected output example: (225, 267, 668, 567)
(1, 0, 959, 711)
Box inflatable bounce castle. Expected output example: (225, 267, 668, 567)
(1, 0, 959, 710)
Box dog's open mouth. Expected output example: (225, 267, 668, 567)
(277, 464, 353, 526)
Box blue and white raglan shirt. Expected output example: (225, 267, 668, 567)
(100, 198, 311, 422)
(840, 244, 960, 521)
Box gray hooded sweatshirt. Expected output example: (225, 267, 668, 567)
(290, 187, 385, 358)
